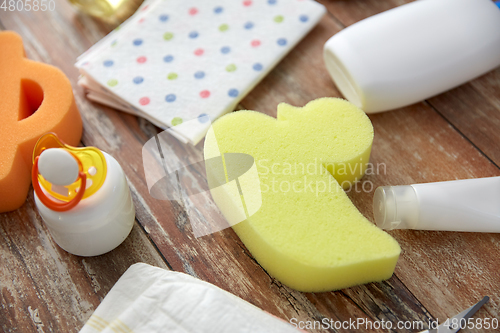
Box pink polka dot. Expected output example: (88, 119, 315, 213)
(200, 90, 210, 98)
(137, 56, 147, 63)
(138, 18, 145, 23)
(243, 0, 252, 6)
(141, 4, 148, 11)
(189, 7, 198, 15)
(139, 97, 150, 105)
(251, 40, 261, 47)
(194, 48, 204, 56)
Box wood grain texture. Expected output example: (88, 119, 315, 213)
(317, 0, 413, 27)
(0, 193, 169, 333)
(1, 0, 500, 332)
(427, 67, 500, 168)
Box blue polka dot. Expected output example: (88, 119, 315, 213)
(159, 14, 169, 22)
(220, 46, 230, 54)
(133, 39, 143, 46)
(189, 31, 199, 39)
(194, 71, 205, 79)
(165, 94, 176, 103)
(244, 22, 254, 29)
(198, 113, 210, 123)
(277, 38, 287, 46)
(228, 89, 239, 98)
(163, 55, 174, 62)
(268, 0, 277, 4)
(103, 60, 114, 67)
(253, 63, 263, 71)
(299, 15, 308, 22)
(214, 6, 223, 13)
(133, 76, 144, 84)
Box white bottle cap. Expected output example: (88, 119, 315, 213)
(373, 186, 419, 230)
(323, 0, 500, 113)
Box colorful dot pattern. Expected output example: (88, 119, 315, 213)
(219, 24, 229, 32)
(226, 64, 237, 72)
(79, 0, 325, 144)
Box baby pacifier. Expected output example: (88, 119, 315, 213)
(32, 133, 107, 211)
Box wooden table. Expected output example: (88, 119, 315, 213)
(1, 1, 500, 332)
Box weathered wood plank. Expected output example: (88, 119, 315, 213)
(0, 192, 169, 333)
(427, 67, 500, 168)
(317, 0, 413, 27)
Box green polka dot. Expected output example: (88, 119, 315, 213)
(111, 41, 118, 47)
(225, 64, 237, 72)
(172, 117, 183, 126)
(167, 72, 178, 80)
(274, 15, 284, 23)
(219, 24, 229, 32)
(163, 32, 174, 40)
(107, 79, 118, 87)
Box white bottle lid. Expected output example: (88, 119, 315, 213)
(324, 0, 500, 113)
(373, 186, 419, 230)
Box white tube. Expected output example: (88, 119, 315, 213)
(323, 0, 500, 113)
(373, 177, 500, 232)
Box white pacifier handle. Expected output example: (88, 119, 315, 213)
(38, 148, 80, 186)
(32, 148, 87, 212)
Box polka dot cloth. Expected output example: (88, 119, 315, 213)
(76, 0, 326, 144)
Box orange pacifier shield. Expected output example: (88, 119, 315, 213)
(32, 133, 107, 211)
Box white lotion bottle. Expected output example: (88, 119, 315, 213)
(373, 177, 500, 232)
(323, 0, 500, 113)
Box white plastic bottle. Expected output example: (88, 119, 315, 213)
(32, 133, 135, 256)
(323, 0, 500, 113)
(373, 177, 500, 232)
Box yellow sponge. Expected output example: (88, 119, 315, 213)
(204, 98, 400, 292)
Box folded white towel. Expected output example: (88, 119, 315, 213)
(76, 0, 325, 145)
(79, 263, 302, 333)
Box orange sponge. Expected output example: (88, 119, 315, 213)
(0, 31, 82, 213)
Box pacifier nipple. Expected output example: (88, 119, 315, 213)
(38, 149, 80, 186)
